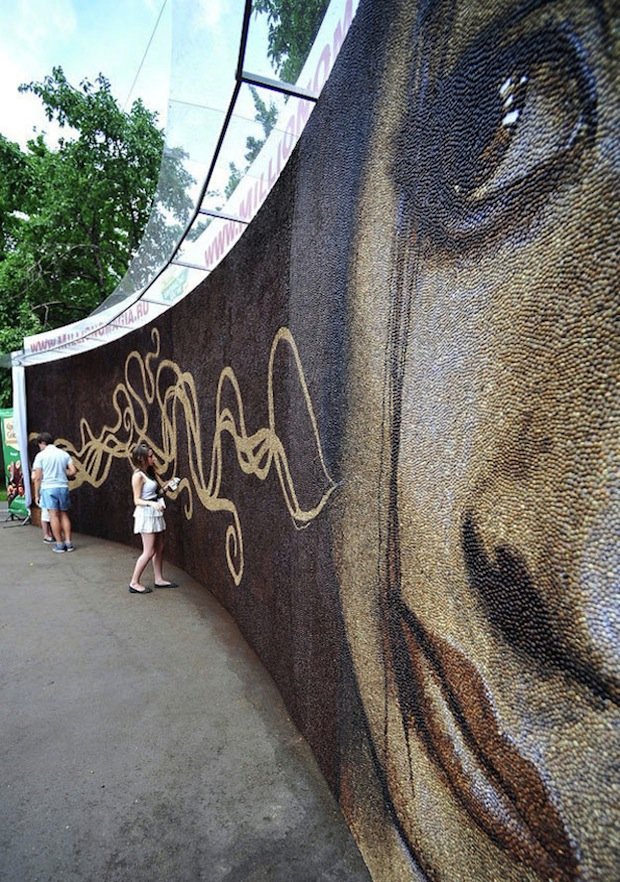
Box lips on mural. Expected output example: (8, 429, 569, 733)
(387, 599, 579, 881)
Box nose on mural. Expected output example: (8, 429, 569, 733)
(580, 495, 620, 685)
(461, 508, 620, 706)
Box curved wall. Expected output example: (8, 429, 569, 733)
(26, 1, 619, 880)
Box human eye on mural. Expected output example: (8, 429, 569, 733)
(338, 1, 618, 881)
(393, 2, 600, 246)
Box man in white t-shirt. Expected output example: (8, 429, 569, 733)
(32, 432, 77, 553)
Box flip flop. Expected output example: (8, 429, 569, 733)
(154, 581, 178, 588)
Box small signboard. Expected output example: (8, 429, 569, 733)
(0, 408, 28, 519)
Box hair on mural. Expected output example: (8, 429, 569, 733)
(48, 327, 335, 586)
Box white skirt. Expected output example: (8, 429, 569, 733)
(133, 505, 166, 534)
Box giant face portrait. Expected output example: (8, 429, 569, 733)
(335, 1, 619, 880)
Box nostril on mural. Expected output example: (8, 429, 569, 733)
(461, 509, 620, 706)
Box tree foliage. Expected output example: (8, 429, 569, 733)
(0, 66, 193, 401)
(253, 0, 330, 83)
(222, 0, 329, 201)
(0, 2, 330, 405)
(225, 86, 278, 200)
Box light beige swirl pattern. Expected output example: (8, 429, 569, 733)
(42, 326, 336, 585)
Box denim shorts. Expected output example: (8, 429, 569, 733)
(40, 487, 71, 512)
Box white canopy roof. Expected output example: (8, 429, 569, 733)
(13, 0, 358, 367)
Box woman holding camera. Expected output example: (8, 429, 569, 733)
(128, 442, 178, 594)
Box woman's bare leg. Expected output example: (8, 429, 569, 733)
(130, 532, 156, 590)
(153, 531, 167, 584)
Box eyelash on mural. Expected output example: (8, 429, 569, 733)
(393, 20, 597, 247)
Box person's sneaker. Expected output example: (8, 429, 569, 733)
(65, 543, 75, 552)
(43, 536, 54, 543)
(52, 543, 66, 553)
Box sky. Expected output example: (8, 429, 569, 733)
(0, 0, 350, 214)
(0, 0, 276, 194)
(0, 0, 175, 147)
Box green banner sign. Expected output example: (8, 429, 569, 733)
(0, 408, 28, 519)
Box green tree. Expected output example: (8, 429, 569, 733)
(0, 66, 193, 401)
(244, 87, 279, 163)
(224, 86, 279, 201)
(0, 136, 30, 260)
(222, 2, 328, 201)
(253, 0, 330, 83)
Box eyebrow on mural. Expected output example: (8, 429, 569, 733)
(423, 0, 611, 49)
(502, 0, 611, 34)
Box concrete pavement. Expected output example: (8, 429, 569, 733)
(0, 516, 371, 882)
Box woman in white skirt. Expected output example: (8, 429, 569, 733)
(128, 442, 178, 594)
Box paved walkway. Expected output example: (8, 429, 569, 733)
(0, 516, 371, 882)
